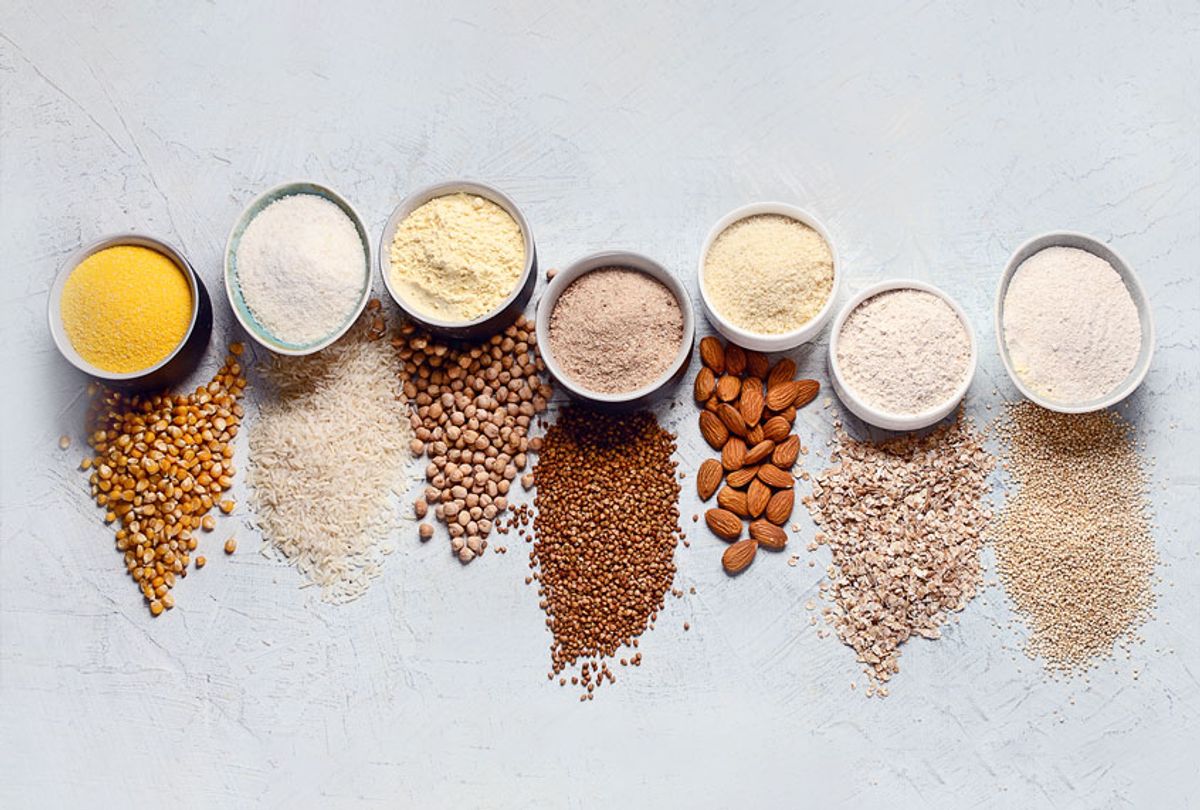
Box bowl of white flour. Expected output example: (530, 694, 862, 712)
(996, 232, 1154, 413)
(828, 279, 977, 431)
(225, 181, 372, 355)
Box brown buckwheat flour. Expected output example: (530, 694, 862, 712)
(548, 268, 683, 394)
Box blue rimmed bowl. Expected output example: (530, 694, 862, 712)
(224, 181, 372, 356)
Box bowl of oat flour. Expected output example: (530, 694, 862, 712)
(829, 279, 977, 431)
(225, 181, 372, 355)
(997, 232, 1154, 413)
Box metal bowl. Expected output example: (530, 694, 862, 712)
(379, 180, 537, 339)
(48, 233, 213, 392)
(535, 250, 695, 412)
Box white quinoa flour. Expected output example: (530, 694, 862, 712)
(1003, 246, 1141, 404)
(836, 289, 971, 415)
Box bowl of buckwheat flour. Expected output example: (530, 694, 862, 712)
(536, 251, 694, 411)
(829, 279, 977, 431)
(997, 231, 1154, 413)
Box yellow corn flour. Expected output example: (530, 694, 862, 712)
(388, 193, 525, 322)
(60, 245, 192, 373)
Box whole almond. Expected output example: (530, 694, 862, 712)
(780, 405, 797, 423)
(694, 367, 716, 402)
(722, 539, 758, 574)
(716, 374, 741, 402)
(744, 440, 775, 466)
(762, 415, 790, 442)
(746, 424, 764, 445)
(699, 411, 729, 449)
(757, 463, 793, 489)
(749, 519, 788, 550)
(767, 358, 796, 389)
(772, 434, 800, 467)
(724, 343, 747, 376)
(717, 486, 750, 517)
(696, 459, 723, 501)
(705, 508, 742, 541)
(722, 437, 747, 471)
(765, 487, 794, 525)
(739, 381, 765, 426)
(766, 380, 801, 411)
(699, 337, 725, 373)
(747, 479, 771, 518)
(726, 465, 759, 489)
(705, 395, 721, 413)
(717, 403, 748, 438)
(793, 379, 820, 409)
(746, 350, 770, 379)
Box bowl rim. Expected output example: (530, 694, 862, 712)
(536, 250, 695, 404)
(696, 201, 841, 351)
(994, 231, 1155, 414)
(378, 179, 536, 330)
(224, 179, 373, 357)
(48, 233, 201, 381)
(828, 278, 978, 431)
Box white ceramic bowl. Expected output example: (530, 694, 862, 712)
(996, 231, 1155, 414)
(224, 180, 373, 356)
(828, 279, 978, 431)
(697, 202, 841, 352)
(379, 180, 537, 339)
(48, 233, 213, 391)
(535, 251, 695, 411)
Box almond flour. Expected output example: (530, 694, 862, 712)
(703, 214, 833, 334)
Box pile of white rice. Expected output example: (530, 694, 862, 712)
(247, 315, 412, 602)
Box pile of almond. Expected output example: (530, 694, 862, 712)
(693, 337, 818, 575)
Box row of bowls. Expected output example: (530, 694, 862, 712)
(48, 179, 1154, 428)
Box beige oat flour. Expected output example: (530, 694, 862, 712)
(836, 289, 970, 415)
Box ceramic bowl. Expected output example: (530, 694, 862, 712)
(379, 180, 537, 339)
(536, 251, 695, 411)
(48, 233, 213, 391)
(828, 279, 977, 431)
(225, 180, 373, 356)
(697, 202, 841, 352)
(996, 231, 1154, 413)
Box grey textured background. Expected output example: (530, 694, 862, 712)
(2, 2, 1198, 808)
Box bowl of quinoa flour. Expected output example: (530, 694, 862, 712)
(830, 280, 976, 431)
(998, 233, 1153, 412)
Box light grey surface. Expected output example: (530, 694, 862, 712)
(2, 3, 1198, 808)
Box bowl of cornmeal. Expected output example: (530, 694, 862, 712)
(48, 233, 212, 390)
(379, 180, 537, 339)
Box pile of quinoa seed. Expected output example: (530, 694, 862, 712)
(527, 408, 683, 700)
(805, 415, 996, 695)
(991, 402, 1157, 671)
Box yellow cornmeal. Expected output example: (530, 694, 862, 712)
(61, 245, 192, 373)
(388, 193, 525, 322)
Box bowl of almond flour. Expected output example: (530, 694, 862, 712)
(996, 232, 1154, 413)
(828, 279, 977, 431)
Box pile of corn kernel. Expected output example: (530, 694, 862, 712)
(83, 345, 247, 615)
